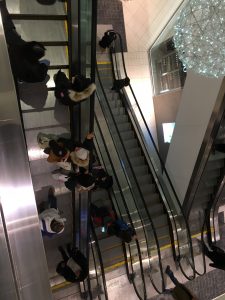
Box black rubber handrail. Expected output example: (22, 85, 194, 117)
(95, 73, 165, 294)
(94, 114, 147, 299)
(90, 222, 109, 300)
(112, 47, 195, 280)
(111, 32, 196, 279)
(94, 136, 148, 298)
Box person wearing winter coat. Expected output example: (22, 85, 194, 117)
(0, 1, 48, 83)
(107, 219, 136, 243)
(65, 173, 96, 192)
(37, 132, 94, 172)
(200, 240, 225, 271)
(38, 187, 66, 237)
(164, 265, 198, 300)
(91, 166, 113, 190)
(90, 203, 116, 228)
(99, 30, 117, 49)
(54, 70, 96, 105)
(56, 245, 88, 282)
(112, 77, 130, 91)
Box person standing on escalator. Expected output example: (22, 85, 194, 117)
(56, 244, 88, 282)
(0, 1, 49, 83)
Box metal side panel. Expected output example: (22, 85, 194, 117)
(0, 13, 52, 300)
(0, 205, 19, 300)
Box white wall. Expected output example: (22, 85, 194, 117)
(166, 71, 224, 203)
(121, 0, 184, 144)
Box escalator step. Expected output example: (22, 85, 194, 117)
(117, 122, 131, 132)
(10, 14, 67, 20)
(114, 114, 128, 124)
(42, 41, 69, 46)
(111, 106, 125, 115)
(124, 138, 138, 148)
(141, 183, 156, 195)
(133, 165, 148, 175)
(48, 64, 69, 70)
(143, 193, 160, 205)
(137, 174, 152, 184)
(127, 147, 141, 157)
(120, 130, 134, 141)
(130, 156, 145, 166)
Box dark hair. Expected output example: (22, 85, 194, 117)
(24, 41, 46, 61)
(50, 220, 64, 233)
(49, 140, 67, 157)
(78, 174, 95, 187)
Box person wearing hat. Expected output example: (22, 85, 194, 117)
(69, 132, 94, 172)
(54, 70, 96, 106)
(38, 187, 66, 237)
(56, 244, 88, 283)
(40, 132, 94, 172)
(65, 173, 96, 192)
(0, 1, 48, 82)
(44, 139, 72, 171)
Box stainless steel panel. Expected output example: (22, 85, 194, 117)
(0, 13, 52, 300)
(0, 206, 19, 300)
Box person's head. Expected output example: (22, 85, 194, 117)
(119, 230, 134, 243)
(124, 77, 130, 87)
(70, 147, 90, 168)
(45, 140, 68, 163)
(50, 219, 64, 233)
(76, 174, 95, 192)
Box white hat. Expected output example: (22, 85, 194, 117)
(70, 147, 90, 167)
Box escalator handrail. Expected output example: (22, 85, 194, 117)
(94, 114, 147, 299)
(90, 222, 109, 300)
(111, 33, 196, 279)
(95, 67, 166, 293)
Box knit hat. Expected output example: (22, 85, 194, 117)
(70, 147, 89, 167)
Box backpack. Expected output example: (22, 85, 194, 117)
(54, 70, 72, 105)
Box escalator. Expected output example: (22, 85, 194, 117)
(0, 1, 109, 299)
(4, 0, 75, 286)
(95, 31, 197, 293)
(183, 95, 225, 275)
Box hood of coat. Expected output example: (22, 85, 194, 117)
(68, 83, 96, 102)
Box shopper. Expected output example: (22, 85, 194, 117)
(38, 187, 66, 237)
(112, 77, 130, 91)
(65, 173, 96, 192)
(37, 132, 94, 172)
(54, 70, 96, 105)
(107, 219, 136, 243)
(91, 165, 113, 190)
(0, 2, 48, 82)
(90, 203, 116, 227)
(56, 244, 88, 282)
(99, 30, 117, 49)
(200, 240, 225, 271)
